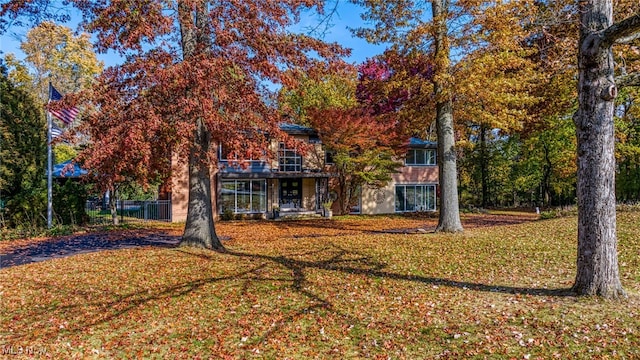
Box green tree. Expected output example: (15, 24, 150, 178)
(615, 87, 640, 202)
(53, 143, 77, 164)
(0, 68, 47, 227)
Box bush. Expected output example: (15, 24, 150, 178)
(53, 180, 89, 225)
(539, 206, 578, 220)
(3, 187, 47, 229)
(539, 210, 558, 220)
(221, 209, 234, 221)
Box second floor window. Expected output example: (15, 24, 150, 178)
(405, 149, 436, 166)
(279, 143, 302, 172)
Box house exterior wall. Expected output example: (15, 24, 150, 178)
(302, 178, 316, 210)
(166, 124, 437, 221)
(169, 156, 189, 222)
(361, 184, 395, 215)
(360, 164, 439, 215)
(168, 154, 219, 222)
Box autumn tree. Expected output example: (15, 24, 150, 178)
(3, 21, 102, 203)
(353, 0, 473, 232)
(1, 0, 347, 249)
(3, 21, 103, 104)
(279, 67, 405, 214)
(453, 1, 551, 208)
(572, 1, 640, 298)
(279, 71, 358, 127)
(308, 107, 404, 214)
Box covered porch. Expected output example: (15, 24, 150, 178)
(219, 172, 331, 219)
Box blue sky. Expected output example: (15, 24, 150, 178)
(1, 2, 387, 68)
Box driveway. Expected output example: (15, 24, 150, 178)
(0, 231, 180, 268)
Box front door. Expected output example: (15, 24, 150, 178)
(280, 178, 302, 209)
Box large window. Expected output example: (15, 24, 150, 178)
(395, 184, 436, 212)
(221, 180, 267, 213)
(405, 149, 436, 166)
(279, 143, 302, 172)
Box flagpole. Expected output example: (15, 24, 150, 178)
(47, 82, 53, 229)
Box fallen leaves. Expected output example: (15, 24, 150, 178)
(0, 211, 639, 358)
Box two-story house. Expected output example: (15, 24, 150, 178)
(357, 137, 438, 215)
(163, 124, 438, 221)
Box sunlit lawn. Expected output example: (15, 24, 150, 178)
(1, 212, 639, 359)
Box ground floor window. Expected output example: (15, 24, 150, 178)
(395, 184, 436, 212)
(221, 179, 267, 213)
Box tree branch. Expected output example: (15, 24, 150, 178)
(602, 13, 640, 47)
(615, 32, 640, 44)
(616, 72, 640, 88)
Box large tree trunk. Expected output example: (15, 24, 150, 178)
(178, 0, 223, 250)
(182, 117, 222, 249)
(572, 0, 624, 298)
(432, 0, 463, 233)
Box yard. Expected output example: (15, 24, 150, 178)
(1, 211, 639, 359)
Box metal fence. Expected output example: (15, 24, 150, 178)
(86, 200, 172, 224)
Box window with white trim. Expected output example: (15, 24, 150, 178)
(395, 184, 436, 212)
(279, 143, 302, 172)
(221, 179, 267, 213)
(405, 149, 436, 166)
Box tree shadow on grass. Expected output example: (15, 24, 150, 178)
(3, 240, 574, 351)
(184, 244, 575, 349)
(223, 244, 575, 298)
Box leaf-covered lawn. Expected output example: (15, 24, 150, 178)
(1, 212, 639, 359)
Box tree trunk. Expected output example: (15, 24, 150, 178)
(432, 0, 463, 233)
(178, 0, 223, 250)
(479, 125, 488, 208)
(109, 186, 119, 226)
(572, 0, 624, 298)
(541, 143, 552, 206)
(181, 117, 223, 250)
(338, 173, 349, 215)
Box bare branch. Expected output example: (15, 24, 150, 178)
(615, 32, 640, 44)
(602, 13, 640, 47)
(616, 72, 640, 88)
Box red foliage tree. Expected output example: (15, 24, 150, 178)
(308, 106, 404, 214)
(2, 0, 347, 249)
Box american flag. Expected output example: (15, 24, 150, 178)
(51, 122, 63, 138)
(49, 84, 79, 125)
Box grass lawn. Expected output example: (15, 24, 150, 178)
(1, 211, 639, 359)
